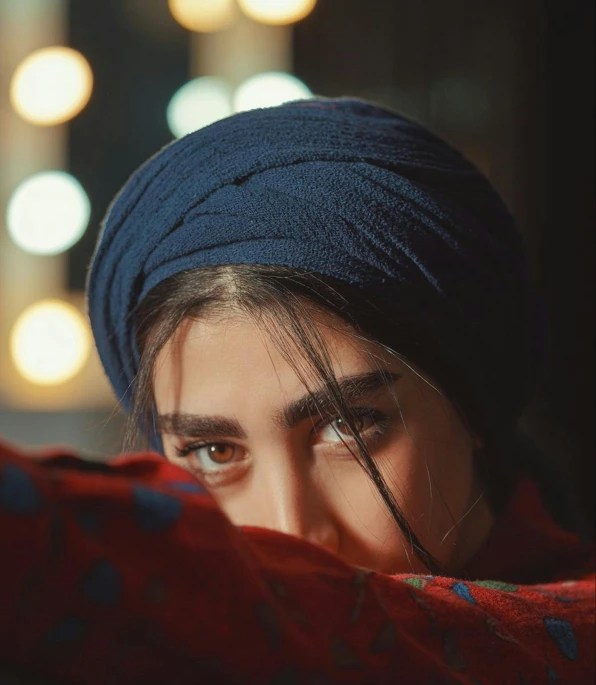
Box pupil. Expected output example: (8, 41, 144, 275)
(338, 417, 364, 435)
(209, 444, 233, 464)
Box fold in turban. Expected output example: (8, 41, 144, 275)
(88, 98, 542, 439)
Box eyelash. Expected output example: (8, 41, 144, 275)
(173, 407, 391, 482)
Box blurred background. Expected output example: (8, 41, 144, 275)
(0, 0, 593, 525)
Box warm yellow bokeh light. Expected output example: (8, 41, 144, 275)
(10, 300, 91, 386)
(168, 0, 236, 32)
(10, 47, 93, 126)
(237, 0, 316, 25)
(7, 171, 91, 255)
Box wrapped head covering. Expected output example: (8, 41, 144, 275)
(88, 98, 541, 441)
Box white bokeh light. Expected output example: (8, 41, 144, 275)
(10, 47, 93, 126)
(237, 0, 316, 25)
(10, 300, 91, 386)
(233, 72, 312, 113)
(6, 171, 90, 256)
(167, 77, 233, 138)
(168, 0, 236, 32)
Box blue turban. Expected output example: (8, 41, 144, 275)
(88, 98, 541, 440)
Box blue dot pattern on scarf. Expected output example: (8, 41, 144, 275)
(451, 582, 476, 604)
(547, 663, 560, 683)
(80, 560, 122, 606)
(0, 464, 43, 514)
(442, 629, 466, 670)
(132, 485, 182, 532)
(543, 617, 578, 661)
(76, 506, 102, 536)
(45, 616, 87, 645)
(166, 481, 206, 495)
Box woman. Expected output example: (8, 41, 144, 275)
(0, 99, 593, 684)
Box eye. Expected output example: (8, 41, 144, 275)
(176, 442, 240, 472)
(316, 411, 385, 444)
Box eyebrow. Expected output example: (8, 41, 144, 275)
(273, 369, 400, 429)
(157, 370, 401, 439)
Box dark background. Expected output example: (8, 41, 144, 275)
(60, 0, 594, 525)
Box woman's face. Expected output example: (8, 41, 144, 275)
(154, 311, 493, 574)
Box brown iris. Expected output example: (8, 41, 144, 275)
(334, 416, 368, 436)
(206, 444, 236, 464)
(207, 443, 235, 464)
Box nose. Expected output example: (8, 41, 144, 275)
(260, 458, 340, 556)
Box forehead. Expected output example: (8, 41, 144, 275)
(152, 312, 391, 415)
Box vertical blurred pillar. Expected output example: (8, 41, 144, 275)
(190, 7, 292, 88)
(0, 0, 86, 408)
(0, 0, 67, 313)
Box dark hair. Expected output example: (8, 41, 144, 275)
(124, 264, 584, 572)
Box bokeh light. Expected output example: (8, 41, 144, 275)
(233, 72, 312, 112)
(168, 0, 236, 32)
(167, 77, 233, 137)
(237, 0, 316, 25)
(6, 171, 90, 256)
(10, 300, 91, 386)
(10, 47, 93, 126)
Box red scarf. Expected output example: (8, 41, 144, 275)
(0, 439, 594, 684)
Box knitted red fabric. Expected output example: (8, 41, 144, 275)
(0, 439, 593, 684)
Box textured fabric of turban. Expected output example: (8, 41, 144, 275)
(87, 98, 541, 442)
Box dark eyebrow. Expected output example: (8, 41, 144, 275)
(273, 369, 401, 430)
(158, 370, 400, 439)
(158, 414, 247, 440)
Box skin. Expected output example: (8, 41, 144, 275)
(153, 310, 494, 574)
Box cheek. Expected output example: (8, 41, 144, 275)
(374, 443, 439, 539)
(386, 387, 477, 520)
(326, 462, 392, 526)
(387, 453, 476, 570)
(321, 460, 428, 573)
(366, 427, 476, 568)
